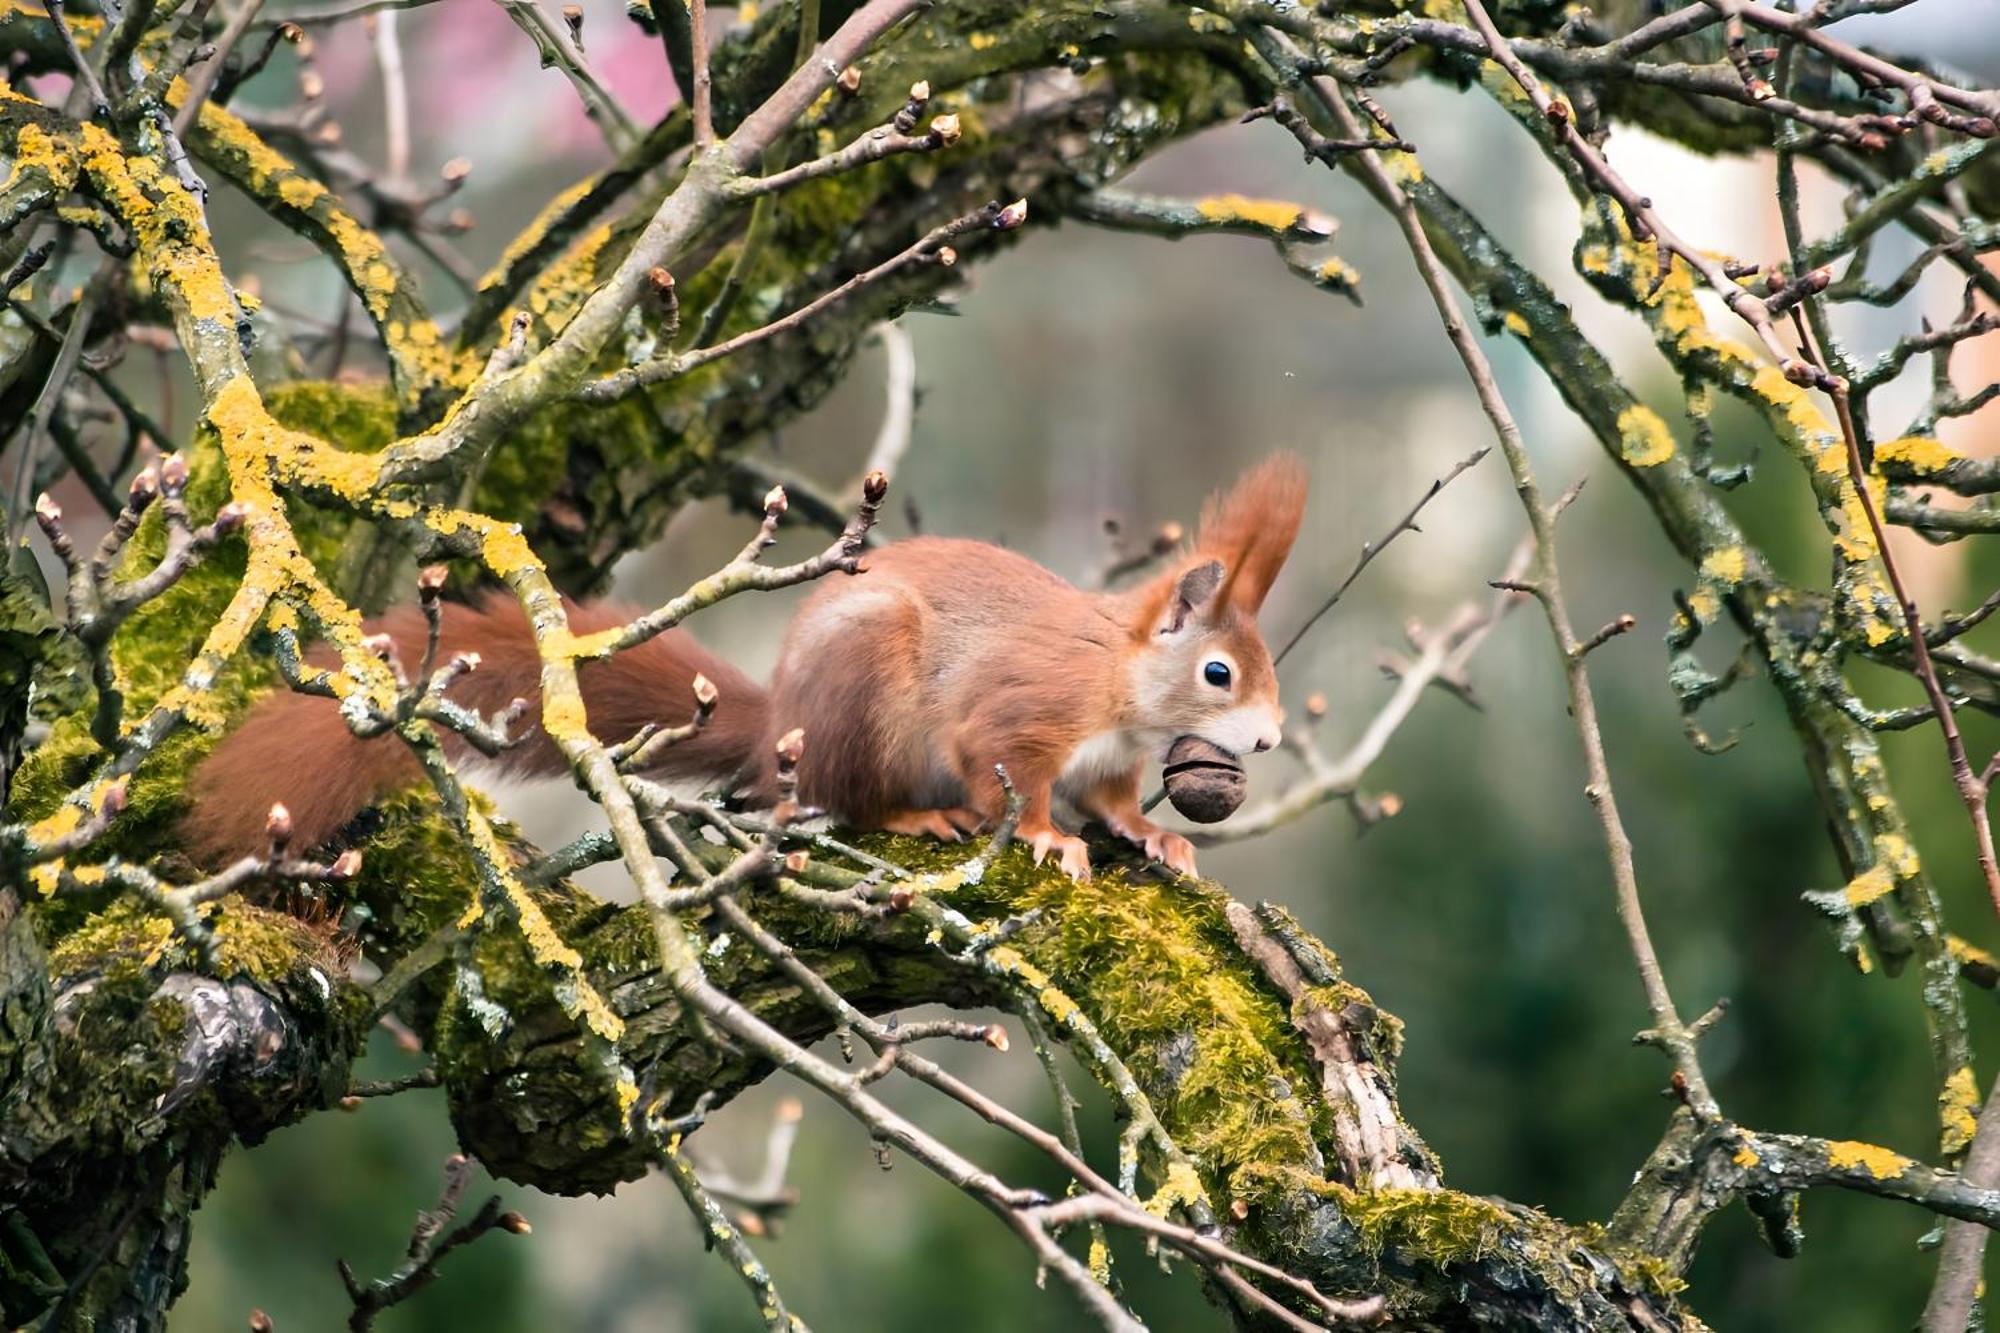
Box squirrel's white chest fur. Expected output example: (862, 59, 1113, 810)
(1056, 729, 1167, 800)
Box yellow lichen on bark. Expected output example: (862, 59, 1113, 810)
(477, 177, 596, 292)
(1144, 1161, 1209, 1218)
(1876, 435, 1963, 477)
(1824, 1140, 1912, 1179)
(3, 121, 80, 194)
(1950, 935, 2000, 971)
(177, 94, 467, 401)
(1699, 546, 1747, 587)
(1842, 864, 1894, 909)
(522, 221, 618, 330)
(1615, 406, 1676, 466)
(1941, 1066, 1982, 1157)
(1195, 193, 1304, 234)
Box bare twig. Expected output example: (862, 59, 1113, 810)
(173, 0, 269, 136)
(494, 0, 638, 149)
(652, 1131, 801, 1331)
(45, 0, 111, 118)
(689, 0, 713, 147)
(1209, 538, 1531, 842)
(1453, 0, 1811, 379)
(339, 1155, 526, 1330)
(1272, 446, 1489, 666)
(862, 322, 918, 486)
(731, 93, 963, 199)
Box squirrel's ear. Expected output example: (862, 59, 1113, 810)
(1198, 454, 1308, 615)
(1159, 559, 1223, 635)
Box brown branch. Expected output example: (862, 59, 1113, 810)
(1245, 97, 1413, 160)
(1710, 0, 2000, 134)
(370, 0, 928, 485)
(1930, 586, 2000, 648)
(653, 1132, 800, 1331)
(44, 0, 110, 118)
(696, 877, 1366, 1329)
(733, 84, 959, 198)
(689, 0, 713, 147)
(1826, 382, 2000, 915)
(172, 0, 267, 136)
(1226, 901, 1428, 1191)
(338, 1154, 526, 1331)
(589, 472, 886, 656)
(43, 817, 361, 966)
(1204, 545, 1530, 843)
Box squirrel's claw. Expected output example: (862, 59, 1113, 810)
(1028, 827, 1093, 881)
(1145, 829, 1198, 877)
(1102, 810, 1199, 877)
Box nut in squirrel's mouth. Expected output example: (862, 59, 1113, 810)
(1161, 736, 1248, 824)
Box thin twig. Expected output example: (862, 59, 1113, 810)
(1272, 446, 1488, 666)
(7, 268, 108, 545)
(173, 0, 269, 137)
(339, 1155, 525, 1330)
(689, 0, 713, 147)
(45, 0, 111, 118)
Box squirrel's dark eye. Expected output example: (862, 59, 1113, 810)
(1203, 660, 1232, 689)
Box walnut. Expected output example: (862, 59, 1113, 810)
(1161, 736, 1246, 823)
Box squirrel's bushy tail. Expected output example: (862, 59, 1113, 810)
(182, 594, 767, 865)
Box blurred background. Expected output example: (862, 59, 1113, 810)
(36, 1, 1985, 1327)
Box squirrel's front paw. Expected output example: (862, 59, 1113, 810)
(1027, 827, 1093, 881)
(1144, 829, 1198, 877)
(1104, 813, 1198, 877)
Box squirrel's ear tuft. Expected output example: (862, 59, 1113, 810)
(1198, 453, 1308, 615)
(1164, 560, 1223, 634)
(1131, 558, 1224, 640)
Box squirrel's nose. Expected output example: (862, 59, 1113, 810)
(1252, 736, 1274, 753)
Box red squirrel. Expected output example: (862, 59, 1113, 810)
(185, 454, 1306, 880)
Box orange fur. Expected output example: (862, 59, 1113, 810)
(186, 455, 1309, 879)
(183, 597, 763, 863)
(1201, 453, 1308, 617)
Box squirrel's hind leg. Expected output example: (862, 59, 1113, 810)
(954, 750, 1090, 880)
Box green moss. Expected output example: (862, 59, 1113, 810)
(467, 392, 674, 552)
(265, 379, 397, 455)
(772, 170, 901, 265)
(1328, 1183, 1515, 1266)
(337, 787, 485, 955)
(42, 983, 190, 1157)
(861, 834, 1327, 1201)
(1575, 1222, 1692, 1299)
(10, 482, 265, 938)
(212, 903, 347, 983)
(10, 382, 394, 826)
(6, 717, 99, 825)
(45, 901, 178, 984)
(45, 897, 346, 987)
